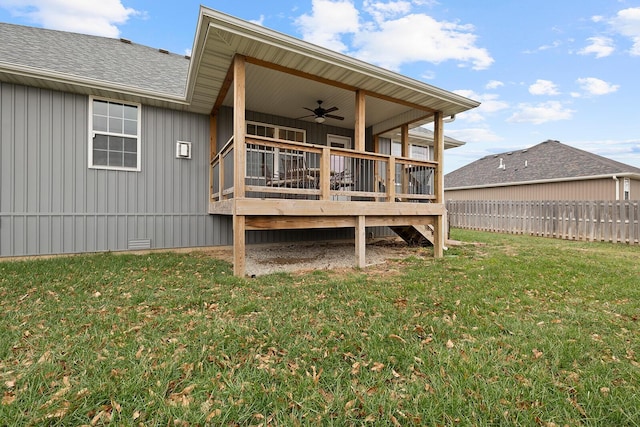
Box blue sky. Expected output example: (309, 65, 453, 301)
(1, 0, 639, 173)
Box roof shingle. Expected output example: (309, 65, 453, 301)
(445, 140, 640, 189)
(0, 22, 188, 97)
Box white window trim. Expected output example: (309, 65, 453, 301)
(246, 121, 306, 179)
(88, 96, 142, 172)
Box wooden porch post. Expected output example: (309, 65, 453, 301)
(400, 124, 409, 196)
(433, 111, 445, 257)
(400, 124, 409, 157)
(355, 215, 366, 268)
(354, 90, 366, 152)
(209, 115, 217, 202)
(233, 55, 247, 277)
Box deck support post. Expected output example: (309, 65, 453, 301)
(433, 111, 445, 257)
(233, 214, 246, 277)
(355, 215, 366, 268)
(232, 55, 247, 276)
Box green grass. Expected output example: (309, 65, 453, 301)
(1, 230, 639, 426)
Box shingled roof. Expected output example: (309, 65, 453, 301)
(445, 139, 640, 189)
(0, 22, 188, 97)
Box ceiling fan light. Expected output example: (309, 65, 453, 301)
(315, 116, 325, 123)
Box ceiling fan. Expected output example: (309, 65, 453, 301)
(298, 100, 344, 123)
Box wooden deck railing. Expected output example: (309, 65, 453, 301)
(210, 136, 437, 203)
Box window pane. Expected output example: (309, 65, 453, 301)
(123, 153, 137, 168)
(93, 115, 107, 132)
(123, 119, 137, 135)
(109, 151, 123, 167)
(93, 100, 108, 116)
(123, 104, 137, 120)
(93, 149, 108, 166)
(123, 137, 137, 153)
(109, 117, 123, 133)
(108, 136, 124, 151)
(93, 134, 108, 150)
(108, 102, 123, 118)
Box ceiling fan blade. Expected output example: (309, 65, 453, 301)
(296, 114, 316, 120)
(303, 107, 316, 113)
(324, 106, 339, 114)
(325, 114, 344, 121)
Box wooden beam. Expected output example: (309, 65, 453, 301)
(210, 115, 218, 161)
(233, 55, 246, 199)
(373, 113, 433, 138)
(234, 199, 445, 216)
(354, 90, 366, 152)
(208, 199, 234, 215)
(233, 214, 246, 277)
(211, 59, 235, 116)
(246, 216, 356, 230)
(355, 215, 366, 268)
(433, 111, 445, 257)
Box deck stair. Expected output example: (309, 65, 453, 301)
(390, 224, 435, 246)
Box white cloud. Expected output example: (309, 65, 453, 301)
(529, 79, 560, 96)
(364, 0, 412, 23)
(421, 70, 436, 80)
(523, 40, 561, 54)
(485, 80, 504, 90)
(445, 126, 503, 144)
(576, 77, 620, 95)
(453, 89, 508, 123)
(295, 0, 360, 53)
(569, 138, 640, 167)
(507, 101, 575, 125)
(608, 7, 640, 56)
(295, 0, 493, 71)
(578, 36, 615, 58)
(250, 15, 265, 26)
(0, 0, 139, 37)
(354, 13, 493, 70)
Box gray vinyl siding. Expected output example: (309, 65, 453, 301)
(0, 82, 217, 257)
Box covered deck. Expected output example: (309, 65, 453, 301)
(191, 8, 479, 276)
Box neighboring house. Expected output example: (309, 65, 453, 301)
(445, 140, 640, 201)
(0, 7, 479, 275)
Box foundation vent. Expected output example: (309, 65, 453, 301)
(128, 239, 151, 250)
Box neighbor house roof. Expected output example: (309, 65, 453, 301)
(445, 139, 640, 190)
(0, 7, 479, 123)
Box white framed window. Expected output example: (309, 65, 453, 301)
(89, 96, 141, 171)
(624, 178, 631, 200)
(246, 122, 306, 179)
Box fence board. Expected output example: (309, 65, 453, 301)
(447, 200, 640, 245)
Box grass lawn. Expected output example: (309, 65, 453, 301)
(1, 229, 639, 426)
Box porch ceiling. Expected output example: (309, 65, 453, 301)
(186, 7, 479, 130)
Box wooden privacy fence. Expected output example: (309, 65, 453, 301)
(446, 200, 640, 244)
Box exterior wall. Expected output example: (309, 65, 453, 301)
(216, 106, 355, 150)
(445, 178, 623, 201)
(0, 82, 218, 257)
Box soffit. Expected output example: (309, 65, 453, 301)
(187, 7, 479, 125)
